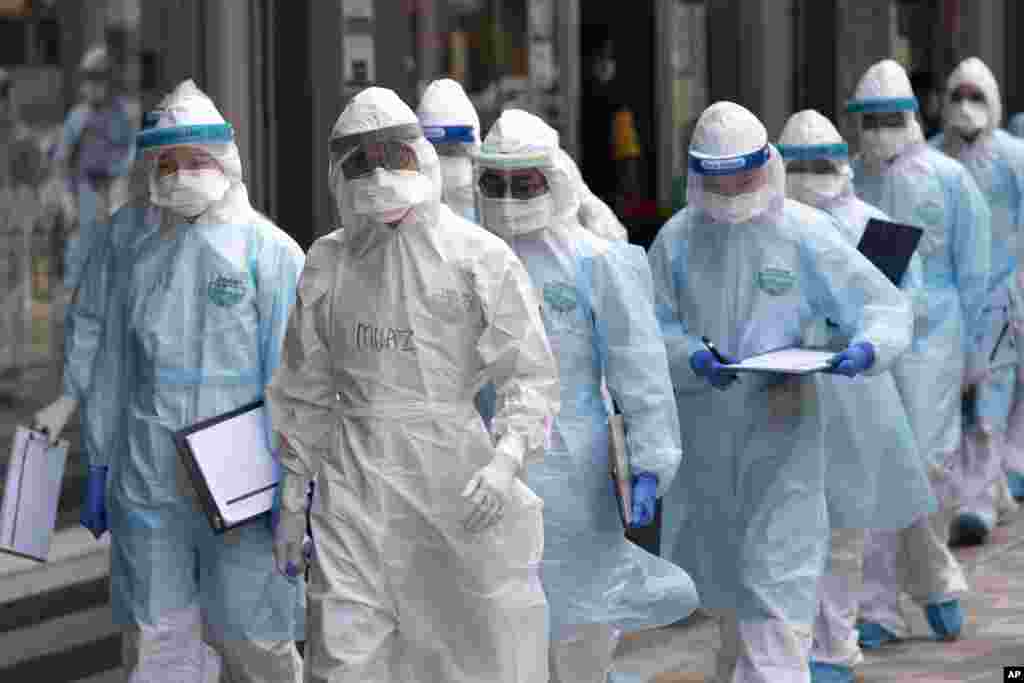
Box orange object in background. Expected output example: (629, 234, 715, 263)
(612, 108, 641, 161)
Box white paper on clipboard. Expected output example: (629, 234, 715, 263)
(1, 427, 69, 562)
(176, 403, 279, 531)
(730, 348, 836, 375)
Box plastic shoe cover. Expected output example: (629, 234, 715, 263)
(857, 621, 899, 649)
(606, 672, 645, 683)
(1008, 470, 1024, 501)
(925, 600, 964, 641)
(810, 660, 856, 683)
(949, 512, 991, 547)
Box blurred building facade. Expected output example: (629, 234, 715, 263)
(0, 0, 1012, 248)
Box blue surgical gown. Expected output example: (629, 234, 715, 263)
(649, 199, 913, 624)
(852, 143, 991, 469)
(483, 220, 699, 639)
(811, 195, 936, 530)
(67, 190, 306, 640)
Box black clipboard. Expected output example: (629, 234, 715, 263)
(173, 399, 278, 534)
(856, 218, 924, 286)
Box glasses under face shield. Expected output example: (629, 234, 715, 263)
(950, 85, 985, 105)
(330, 123, 422, 181)
(785, 158, 842, 175)
(477, 168, 550, 200)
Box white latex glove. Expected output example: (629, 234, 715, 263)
(462, 443, 521, 533)
(33, 396, 79, 442)
(273, 471, 309, 579)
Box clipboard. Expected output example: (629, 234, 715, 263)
(173, 400, 280, 534)
(857, 218, 924, 286)
(1, 427, 69, 562)
(728, 347, 837, 375)
(608, 398, 632, 528)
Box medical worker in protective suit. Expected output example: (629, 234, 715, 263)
(1010, 113, 1024, 139)
(266, 87, 559, 683)
(416, 79, 627, 435)
(35, 80, 306, 683)
(931, 57, 1024, 543)
(649, 101, 913, 683)
(54, 44, 136, 291)
(417, 78, 627, 242)
(472, 109, 698, 683)
(778, 109, 937, 683)
(846, 59, 990, 649)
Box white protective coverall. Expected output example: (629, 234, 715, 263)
(931, 57, 1024, 540)
(266, 87, 560, 683)
(848, 58, 986, 645)
(650, 101, 913, 683)
(779, 109, 937, 676)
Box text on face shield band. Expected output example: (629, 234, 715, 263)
(689, 144, 771, 176)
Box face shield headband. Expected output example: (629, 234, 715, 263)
(689, 144, 771, 177)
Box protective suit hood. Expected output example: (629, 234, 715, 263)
(416, 79, 481, 218)
(686, 101, 785, 224)
(476, 109, 580, 238)
(847, 60, 925, 167)
(562, 151, 628, 241)
(330, 87, 442, 253)
(778, 109, 855, 208)
(941, 57, 1002, 157)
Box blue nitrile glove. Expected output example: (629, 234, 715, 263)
(827, 341, 875, 378)
(629, 473, 658, 528)
(81, 465, 109, 540)
(690, 349, 738, 390)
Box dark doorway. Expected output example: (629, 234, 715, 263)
(578, 4, 659, 249)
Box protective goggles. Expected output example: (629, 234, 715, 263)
(689, 144, 771, 176)
(477, 168, 550, 200)
(330, 123, 423, 180)
(784, 158, 844, 175)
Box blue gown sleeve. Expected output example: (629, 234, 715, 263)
(647, 217, 708, 391)
(591, 242, 683, 496)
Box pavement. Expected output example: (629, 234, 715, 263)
(3, 356, 1024, 681)
(618, 507, 1024, 682)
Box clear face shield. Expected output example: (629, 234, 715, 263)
(859, 111, 913, 165)
(688, 144, 777, 224)
(147, 145, 230, 218)
(779, 144, 852, 208)
(424, 124, 478, 212)
(329, 123, 433, 224)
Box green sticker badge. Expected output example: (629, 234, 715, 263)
(208, 274, 247, 307)
(757, 267, 797, 296)
(543, 281, 578, 314)
(914, 199, 944, 228)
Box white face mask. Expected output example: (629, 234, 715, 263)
(785, 172, 848, 208)
(440, 157, 477, 216)
(860, 127, 909, 164)
(150, 169, 230, 218)
(348, 169, 432, 221)
(481, 195, 554, 237)
(949, 101, 989, 136)
(703, 189, 767, 224)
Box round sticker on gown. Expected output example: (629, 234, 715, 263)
(208, 274, 247, 307)
(756, 267, 796, 296)
(543, 281, 578, 314)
